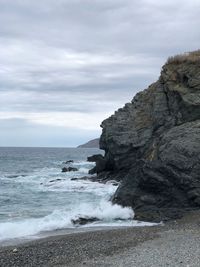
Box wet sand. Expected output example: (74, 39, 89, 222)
(0, 211, 199, 267)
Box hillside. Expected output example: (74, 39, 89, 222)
(78, 138, 99, 148)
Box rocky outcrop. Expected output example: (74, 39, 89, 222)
(88, 154, 106, 174)
(93, 51, 200, 222)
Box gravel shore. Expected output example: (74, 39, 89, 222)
(0, 211, 199, 267)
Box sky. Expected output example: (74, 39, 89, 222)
(0, 0, 200, 147)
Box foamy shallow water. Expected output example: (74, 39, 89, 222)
(0, 147, 157, 244)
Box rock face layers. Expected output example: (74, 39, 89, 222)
(94, 53, 200, 222)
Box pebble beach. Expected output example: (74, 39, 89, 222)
(0, 211, 199, 267)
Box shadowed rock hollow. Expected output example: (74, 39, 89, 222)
(92, 51, 200, 222)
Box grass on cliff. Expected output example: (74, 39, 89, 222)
(167, 50, 200, 64)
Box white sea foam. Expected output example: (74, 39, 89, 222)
(42, 179, 117, 196)
(12, 161, 95, 187)
(0, 153, 158, 244)
(73, 161, 94, 167)
(0, 200, 156, 242)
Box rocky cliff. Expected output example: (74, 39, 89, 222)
(92, 51, 200, 222)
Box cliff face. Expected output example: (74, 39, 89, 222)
(96, 52, 200, 221)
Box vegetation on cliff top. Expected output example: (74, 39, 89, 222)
(167, 49, 200, 65)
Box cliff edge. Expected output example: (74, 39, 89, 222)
(92, 51, 200, 222)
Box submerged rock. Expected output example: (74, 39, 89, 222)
(70, 176, 96, 182)
(93, 51, 200, 222)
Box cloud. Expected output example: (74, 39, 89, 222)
(0, 118, 100, 147)
(0, 0, 200, 146)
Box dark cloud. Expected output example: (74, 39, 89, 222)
(0, 0, 200, 146)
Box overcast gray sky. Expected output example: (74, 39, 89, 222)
(0, 0, 200, 147)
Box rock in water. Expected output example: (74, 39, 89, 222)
(49, 178, 62, 183)
(63, 160, 74, 164)
(71, 216, 99, 225)
(62, 167, 78, 172)
(93, 51, 200, 222)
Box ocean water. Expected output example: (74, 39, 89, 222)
(0, 147, 155, 244)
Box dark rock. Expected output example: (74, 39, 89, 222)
(71, 177, 82, 181)
(49, 179, 62, 183)
(92, 51, 200, 222)
(63, 160, 74, 164)
(106, 180, 120, 186)
(62, 167, 78, 172)
(71, 216, 99, 225)
(70, 176, 97, 182)
(88, 166, 97, 175)
(88, 154, 106, 174)
(88, 154, 103, 162)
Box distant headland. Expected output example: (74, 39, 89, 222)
(77, 138, 100, 148)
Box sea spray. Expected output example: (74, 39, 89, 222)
(0, 200, 134, 241)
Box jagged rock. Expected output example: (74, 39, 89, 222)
(62, 167, 78, 172)
(88, 154, 106, 174)
(93, 51, 200, 222)
(88, 154, 103, 162)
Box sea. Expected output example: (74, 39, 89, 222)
(0, 147, 155, 245)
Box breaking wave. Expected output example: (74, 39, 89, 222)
(0, 148, 158, 244)
(0, 200, 157, 242)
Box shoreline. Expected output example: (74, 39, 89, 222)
(0, 220, 158, 247)
(0, 224, 147, 247)
(0, 211, 199, 267)
(0, 218, 160, 247)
